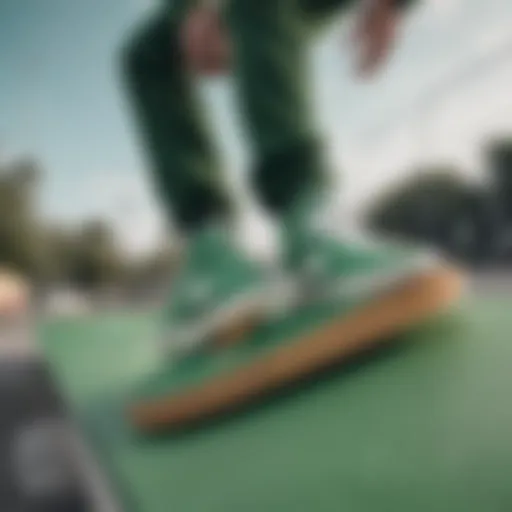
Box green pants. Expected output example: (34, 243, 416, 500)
(121, 0, 354, 232)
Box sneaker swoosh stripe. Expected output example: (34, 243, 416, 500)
(327, 252, 440, 301)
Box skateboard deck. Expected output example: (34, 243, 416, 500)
(130, 266, 464, 431)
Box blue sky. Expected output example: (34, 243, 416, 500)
(0, 0, 144, 215)
(1, 0, 512, 254)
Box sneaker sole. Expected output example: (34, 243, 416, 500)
(212, 308, 264, 350)
(212, 278, 299, 349)
(169, 280, 298, 356)
(130, 265, 465, 432)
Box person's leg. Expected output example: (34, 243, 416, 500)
(223, 0, 354, 215)
(120, 5, 287, 356)
(128, 0, 462, 432)
(120, 3, 231, 232)
(224, 0, 454, 307)
(299, 0, 359, 28)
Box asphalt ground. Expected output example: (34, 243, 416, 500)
(0, 358, 89, 511)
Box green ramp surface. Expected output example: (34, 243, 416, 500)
(40, 298, 512, 512)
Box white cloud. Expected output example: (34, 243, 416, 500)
(475, 23, 512, 55)
(428, 0, 463, 19)
(85, 170, 167, 257)
(335, 55, 512, 216)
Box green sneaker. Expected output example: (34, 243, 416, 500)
(282, 192, 451, 305)
(160, 224, 293, 358)
(130, 200, 465, 432)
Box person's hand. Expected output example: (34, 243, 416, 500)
(353, 0, 401, 77)
(181, 6, 231, 76)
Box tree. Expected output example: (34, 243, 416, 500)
(486, 138, 512, 219)
(0, 158, 48, 280)
(366, 167, 470, 242)
(366, 165, 507, 266)
(124, 242, 181, 300)
(0, 155, 178, 293)
(65, 220, 125, 290)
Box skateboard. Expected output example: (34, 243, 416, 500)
(129, 265, 464, 432)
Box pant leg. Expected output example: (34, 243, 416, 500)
(120, 4, 232, 233)
(223, 0, 354, 214)
(300, 0, 358, 28)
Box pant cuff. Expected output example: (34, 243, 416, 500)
(252, 138, 327, 213)
(172, 184, 233, 233)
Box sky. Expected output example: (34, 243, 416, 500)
(1, 0, 512, 255)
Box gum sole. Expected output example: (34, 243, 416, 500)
(213, 313, 261, 350)
(130, 266, 465, 432)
